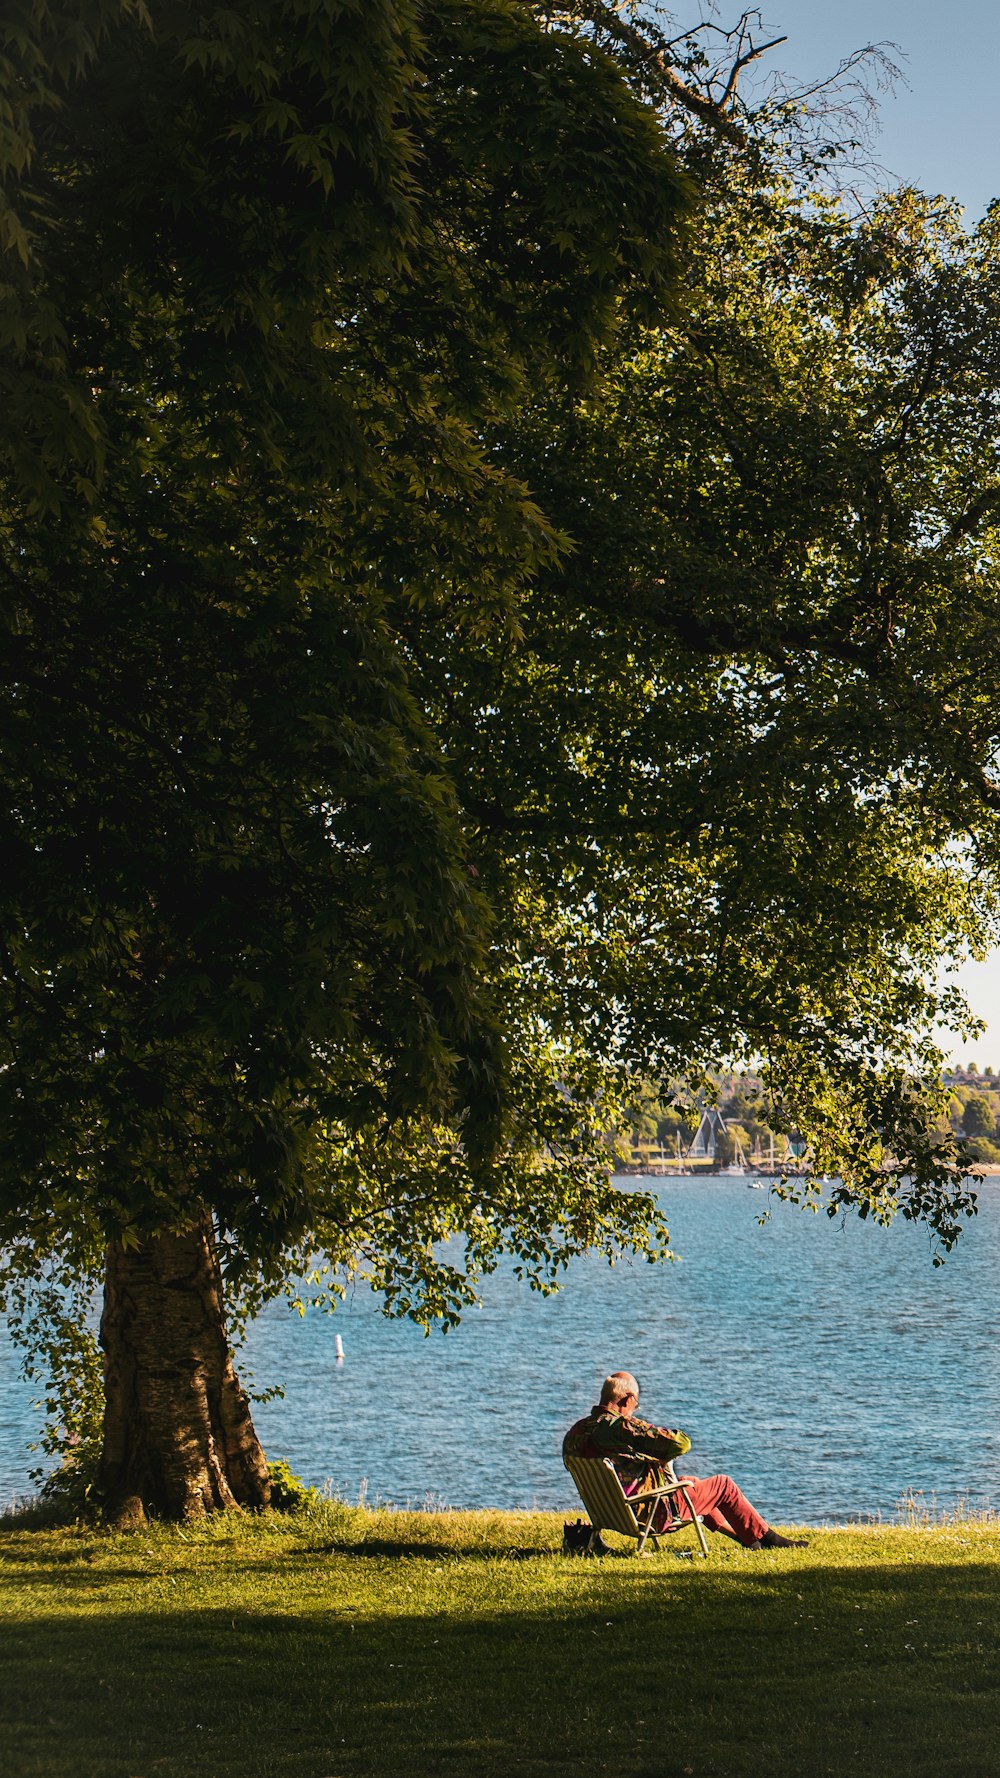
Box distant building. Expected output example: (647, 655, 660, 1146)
(944, 1065, 992, 1087)
(688, 1107, 727, 1159)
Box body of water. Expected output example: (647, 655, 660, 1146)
(3, 1179, 999, 1524)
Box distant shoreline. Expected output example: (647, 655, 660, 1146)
(616, 1164, 1000, 1180)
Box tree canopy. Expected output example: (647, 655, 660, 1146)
(415, 161, 1000, 1256)
(0, 0, 686, 1268)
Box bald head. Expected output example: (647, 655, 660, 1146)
(600, 1370, 639, 1409)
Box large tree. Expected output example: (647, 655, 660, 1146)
(0, 0, 689, 1521)
(5, 3, 1000, 1523)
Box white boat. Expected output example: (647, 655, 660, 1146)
(714, 1134, 750, 1178)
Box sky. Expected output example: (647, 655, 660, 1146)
(728, 2, 1000, 1065)
(757, 0, 1000, 222)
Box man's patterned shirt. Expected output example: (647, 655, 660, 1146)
(562, 1404, 691, 1490)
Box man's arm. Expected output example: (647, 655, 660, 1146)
(596, 1414, 691, 1464)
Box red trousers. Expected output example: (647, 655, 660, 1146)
(627, 1471, 769, 1547)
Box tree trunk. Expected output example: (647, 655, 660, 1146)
(97, 1212, 271, 1526)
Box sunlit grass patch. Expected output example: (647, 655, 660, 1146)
(3, 1507, 1000, 1776)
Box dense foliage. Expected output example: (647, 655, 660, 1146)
(0, 0, 687, 1332)
(427, 165, 1000, 1251)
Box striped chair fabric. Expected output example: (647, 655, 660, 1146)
(564, 1455, 709, 1557)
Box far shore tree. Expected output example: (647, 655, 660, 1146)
(962, 1098, 996, 1141)
(4, 2, 1000, 1523)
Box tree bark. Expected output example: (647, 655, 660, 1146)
(97, 1212, 271, 1526)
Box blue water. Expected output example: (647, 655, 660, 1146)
(3, 1179, 999, 1523)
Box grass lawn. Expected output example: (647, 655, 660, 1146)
(3, 1502, 1000, 1777)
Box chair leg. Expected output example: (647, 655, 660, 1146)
(679, 1485, 710, 1558)
(635, 1498, 657, 1554)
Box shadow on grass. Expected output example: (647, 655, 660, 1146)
(311, 1537, 555, 1561)
(4, 1562, 1000, 1778)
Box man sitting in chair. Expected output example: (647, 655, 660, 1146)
(563, 1370, 807, 1550)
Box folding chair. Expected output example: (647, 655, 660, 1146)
(564, 1455, 709, 1557)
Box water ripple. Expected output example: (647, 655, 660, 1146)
(3, 1179, 999, 1522)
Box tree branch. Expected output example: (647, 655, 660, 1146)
(717, 31, 788, 113)
(562, 3, 756, 147)
(946, 484, 1000, 543)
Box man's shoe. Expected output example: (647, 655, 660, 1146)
(752, 1528, 809, 1550)
(562, 1519, 612, 1557)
